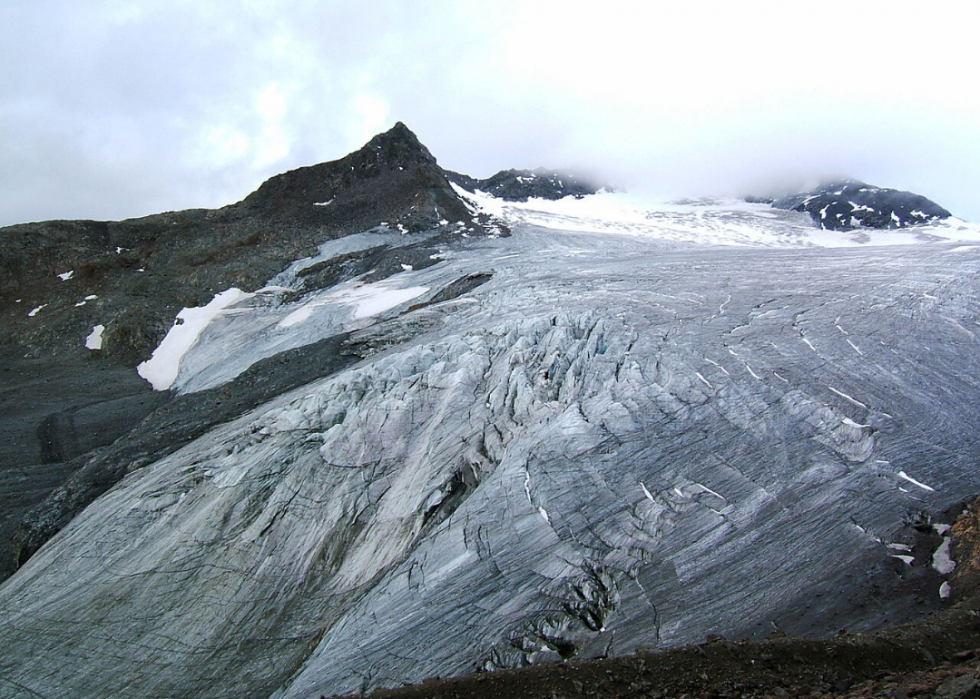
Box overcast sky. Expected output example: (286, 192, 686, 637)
(1, 0, 977, 227)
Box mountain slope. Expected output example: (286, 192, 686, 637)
(770, 178, 952, 230)
(0, 123, 501, 579)
(1, 127, 980, 699)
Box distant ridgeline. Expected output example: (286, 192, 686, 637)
(754, 178, 952, 231)
(449, 168, 606, 202)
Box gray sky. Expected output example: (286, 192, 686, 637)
(1, 0, 977, 227)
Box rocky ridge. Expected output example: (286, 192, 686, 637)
(767, 178, 952, 231)
(449, 167, 605, 202)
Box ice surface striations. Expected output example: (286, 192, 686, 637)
(2, 126, 980, 699)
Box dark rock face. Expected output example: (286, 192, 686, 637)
(771, 179, 952, 230)
(237, 122, 480, 232)
(0, 357, 169, 579)
(450, 168, 605, 202)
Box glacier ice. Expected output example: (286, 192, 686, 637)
(2, 196, 980, 699)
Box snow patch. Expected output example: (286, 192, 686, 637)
(827, 386, 867, 409)
(27, 304, 46, 317)
(704, 357, 729, 376)
(279, 305, 315, 329)
(280, 280, 430, 328)
(933, 537, 955, 575)
(85, 324, 105, 350)
(695, 483, 727, 501)
(348, 284, 430, 319)
(897, 470, 935, 492)
(57, 270, 74, 281)
(138, 288, 251, 391)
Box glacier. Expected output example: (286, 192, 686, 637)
(2, 137, 980, 699)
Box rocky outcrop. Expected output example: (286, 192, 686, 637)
(0, 123, 501, 362)
(770, 178, 952, 230)
(237, 122, 485, 232)
(450, 168, 605, 202)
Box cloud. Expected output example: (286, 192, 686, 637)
(0, 0, 977, 226)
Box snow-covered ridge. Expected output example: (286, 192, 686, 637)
(454, 186, 980, 248)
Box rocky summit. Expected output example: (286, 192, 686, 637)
(1, 124, 980, 699)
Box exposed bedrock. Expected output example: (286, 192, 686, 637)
(449, 167, 607, 202)
(770, 178, 952, 230)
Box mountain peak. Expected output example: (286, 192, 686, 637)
(236, 122, 481, 233)
(359, 121, 439, 168)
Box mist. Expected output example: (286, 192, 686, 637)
(1, 0, 977, 227)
